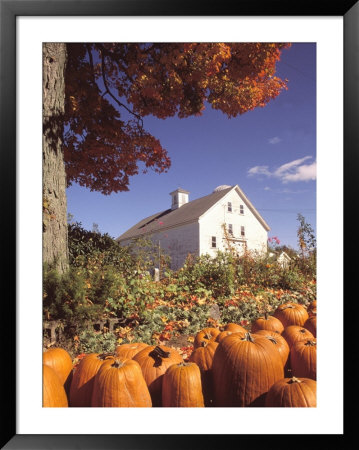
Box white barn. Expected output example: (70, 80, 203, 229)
(116, 185, 270, 271)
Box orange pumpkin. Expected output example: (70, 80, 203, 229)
(162, 362, 204, 407)
(91, 357, 152, 407)
(193, 328, 220, 349)
(304, 316, 316, 337)
(189, 341, 218, 406)
(69, 353, 114, 407)
(251, 313, 284, 334)
(216, 330, 246, 344)
(115, 342, 148, 359)
(273, 302, 309, 328)
(265, 377, 316, 407)
(212, 332, 284, 407)
(43, 364, 68, 407)
(223, 323, 247, 333)
(133, 345, 183, 406)
(308, 300, 317, 312)
(290, 339, 317, 380)
(43, 347, 73, 388)
(254, 330, 290, 366)
(282, 325, 314, 349)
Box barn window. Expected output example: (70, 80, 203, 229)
(211, 236, 217, 248)
(227, 202, 232, 212)
(241, 226, 245, 236)
(228, 224, 233, 235)
(240, 205, 244, 214)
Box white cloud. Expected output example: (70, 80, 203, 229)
(247, 165, 271, 177)
(247, 156, 316, 183)
(273, 156, 312, 177)
(268, 137, 282, 144)
(281, 161, 317, 183)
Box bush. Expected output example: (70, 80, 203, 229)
(68, 221, 136, 276)
(75, 330, 117, 354)
(43, 265, 104, 332)
(174, 252, 236, 299)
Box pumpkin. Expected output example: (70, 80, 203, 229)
(216, 330, 246, 344)
(265, 377, 316, 407)
(223, 323, 247, 333)
(162, 362, 204, 407)
(43, 347, 73, 387)
(43, 364, 68, 407)
(273, 302, 309, 328)
(133, 345, 183, 406)
(281, 325, 314, 349)
(254, 330, 290, 366)
(193, 327, 220, 349)
(290, 339, 317, 380)
(115, 342, 148, 360)
(91, 357, 152, 407)
(304, 316, 316, 337)
(308, 300, 317, 312)
(212, 332, 284, 407)
(251, 313, 284, 334)
(189, 341, 218, 406)
(69, 353, 115, 407)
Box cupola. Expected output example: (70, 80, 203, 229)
(170, 188, 190, 210)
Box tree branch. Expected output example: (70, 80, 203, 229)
(99, 47, 144, 130)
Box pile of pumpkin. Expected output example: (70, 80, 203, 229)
(43, 300, 317, 408)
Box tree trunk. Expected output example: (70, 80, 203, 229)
(42, 43, 69, 274)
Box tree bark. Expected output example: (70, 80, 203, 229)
(42, 43, 69, 274)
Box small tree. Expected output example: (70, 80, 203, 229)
(296, 213, 316, 277)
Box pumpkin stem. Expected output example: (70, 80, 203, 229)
(242, 332, 255, 343)
(149, 346, 170, 367)
(200, 341, 208, 348)
(305, 340, 316, 346)
(151, 346, 170, 358)
(111, 359, 124, 368)
(97, 352, 116, 360)
(267, 336, 278, 345)
(288, 377, 302, 384)
(264, 312, 269, 320)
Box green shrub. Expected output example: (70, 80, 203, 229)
(68, 221, 136, 275)
(76, 330, 117, 354)
(43, 265, 103, 332)
(175, 252, 236, 299)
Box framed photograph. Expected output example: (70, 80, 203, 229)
(2, 0, 356, 448)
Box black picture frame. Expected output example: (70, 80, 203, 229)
(1, 0, 356, 448)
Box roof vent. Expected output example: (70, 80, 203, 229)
(213, 185, 232, 193)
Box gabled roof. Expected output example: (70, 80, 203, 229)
(116, 184, 270, 242)
(116, 187, 233, 242)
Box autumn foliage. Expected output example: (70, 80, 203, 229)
(63, 43, 290, 194)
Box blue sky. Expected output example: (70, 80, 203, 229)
(67, 42, 316, 250)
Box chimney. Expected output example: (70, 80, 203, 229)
(170, 188, 190, 210)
